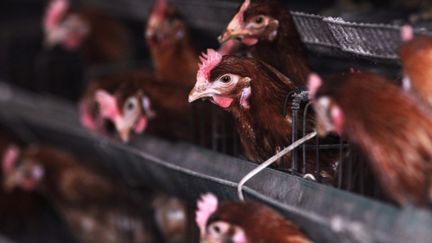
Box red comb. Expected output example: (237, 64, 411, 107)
(197, 49, 222, 83)
(2, 145, 19, 174)
(155, 0, 167, 13)
(233, 0, 250, 25)
(95, 89, 120, 120)
(307, 73, 322, 100)
(195, 193, 218, 235)
(401, 25, 414, 42)
(149, 0, 167, 22)
(43, 0, 69, 32)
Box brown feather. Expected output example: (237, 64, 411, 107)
(93, 71, 195, 141)
(0, 133, 64, 242)
(147, 5, 198, 86)
(207, 201, 311, 243)
(80, 4, 197, 133)
(315, 72, 432, 205)
(242, 0, 310, 86)
(400, 35, 432, 105)
(14, 146, 160, 243)
(209, 56, 337, 180)
(70, 8, 134, 65)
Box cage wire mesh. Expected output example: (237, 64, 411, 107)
(71, 0, 431, 61)
(282, 90, 384, 200)
(190, 87, 384, 202)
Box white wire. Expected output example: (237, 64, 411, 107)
(237, 131, 318, 201)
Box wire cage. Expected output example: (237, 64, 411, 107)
(277, 90, 384, 200)
(190, 87, 385, 202)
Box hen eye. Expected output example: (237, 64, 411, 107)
(124, 97, 139, 113)
(126, 101, 135, 111)
(221, 75, 231, 83)
(255, 16, 264, 24)
(212, 225, 221, 234)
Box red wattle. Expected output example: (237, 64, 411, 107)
(79, 102, 97, 130)
(63, 36, 81, 50)
(134, 116, 148, 134)
(22, 179, 37, 191)
(242, 37, 258, 46)
(213, 96, 234, 108)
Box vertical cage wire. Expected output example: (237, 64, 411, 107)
(191, 88, 386, 201)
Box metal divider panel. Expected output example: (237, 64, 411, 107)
(73, 0, 430, 61)
(1, 83, 432, 242)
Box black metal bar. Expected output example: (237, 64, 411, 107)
(302, 103, 309, 174)
(315, 132, 320, 182)
(337, 137, 344, 188)
(347, 147, 353, 191)
(291, 98, 299, 172)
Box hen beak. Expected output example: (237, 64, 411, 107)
(188, 88, 220, 103)
(112, 117, 132, 142)
(44, 39, 58, 49)
(118, 128, 131, 143)
(188, 88, 205, 103)
(44, 28, 67, 49)
(316, 120, 332, 137)
(3, 173, 18, 192)
(146, 10, 164, 40)
(218, 9, 252, 44)
(146, 28, 155, 40)
(146, 21, 159, 40)
(44, 39, 56, 49)
(313, 106, 334, 137)
(218, 27, 251, 44)
(218, 30, 234, 44)
(218, 0, 251, 44)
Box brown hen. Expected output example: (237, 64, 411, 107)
(189, 50, 338, 181)
(146, 0, 198, 86)
(219, 0, 310, 86)
(43, 0, 134, 65)
(196, 193, 311, 243)
(2, 145, 162, 243)
(309, 72, 432, 206)
(400, 25, 432, 106)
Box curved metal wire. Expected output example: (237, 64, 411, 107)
(237, 131, 317, 201)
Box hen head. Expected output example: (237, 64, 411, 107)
(188, 49, 253, 110)
(94, 88, 155, 142)
(2, 146, 45, 192)
(43, 0, 90, 50)
(195, 193, 247, 243)
(218, 0, 280, 46)
(308, 73, 344, 136)
(146, 0, 188, 47)
(399, 25, 432, 92)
